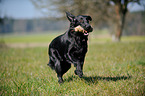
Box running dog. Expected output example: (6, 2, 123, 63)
(48, 12, 93, 83)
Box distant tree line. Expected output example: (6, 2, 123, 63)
(0, 17, 14, 33)
(0, 18, 68, 34)
(0, 12, 145, 36)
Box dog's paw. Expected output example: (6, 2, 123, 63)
(58, 79, 64, 84)
(75, 70, 83, 78)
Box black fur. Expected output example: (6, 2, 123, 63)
(48, 12, 93, 83)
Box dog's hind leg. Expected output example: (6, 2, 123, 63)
(55, 61, 71, 83)
(48, 48, 66, 83)
(55, 60, 63, 83)
(48, 48, 62, 69)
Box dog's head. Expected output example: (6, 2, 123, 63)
(66, 12, 93, 36)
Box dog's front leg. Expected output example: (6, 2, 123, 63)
(74, 62, 84, 78)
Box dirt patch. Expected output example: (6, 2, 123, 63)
(6, 43, 49, 48)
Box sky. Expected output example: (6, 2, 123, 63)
(0, 0, 144, 19)
(0, 0, 44, 19)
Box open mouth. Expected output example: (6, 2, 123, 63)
(84, 31, 89, 35)
(74, 25, 90, 36)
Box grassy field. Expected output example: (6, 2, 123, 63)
(0, 32, 145, 95)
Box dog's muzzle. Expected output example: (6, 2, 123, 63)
(86, 25, 93, 32)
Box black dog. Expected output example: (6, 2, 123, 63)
(48, 12, 93, 83)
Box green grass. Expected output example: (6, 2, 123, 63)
(1, 31, 145, 43)
(0, 32, 60, 43)
(0, 33, 145, 95)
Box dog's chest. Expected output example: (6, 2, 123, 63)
(68, 46, 86, 60)
(69, 39, 88, 56)
(75, 36, 88, 45)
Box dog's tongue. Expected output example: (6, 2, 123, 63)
(84, 30, 89, 36)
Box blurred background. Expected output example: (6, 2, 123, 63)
(1, 1, 145, 95)
(0, 0, 145, 42)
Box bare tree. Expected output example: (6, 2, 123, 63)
(31, 0, 113, 25)
(110, 0, 142, 41)
(31, 0, 144, 41)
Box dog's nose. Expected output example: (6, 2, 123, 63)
(86, 25, 92, 30)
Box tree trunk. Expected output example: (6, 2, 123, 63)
(115, 12, 126, 42)
(113, 1, 128, 42)
(114, 3, 121, 42)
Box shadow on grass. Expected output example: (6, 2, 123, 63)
(83, 75, 131, 82)
(65, 75, 132, 84)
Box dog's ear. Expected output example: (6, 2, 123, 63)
(87, 16, 92, 21)
(66, 12, 75, 22)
